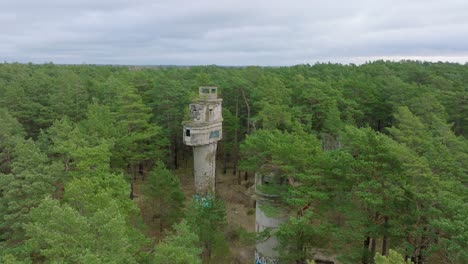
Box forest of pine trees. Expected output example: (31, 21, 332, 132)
(0, 61, 466, 263)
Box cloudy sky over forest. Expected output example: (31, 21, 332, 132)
(1, 0, 468, 65)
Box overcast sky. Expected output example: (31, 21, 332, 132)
(1, 0, 468, 65)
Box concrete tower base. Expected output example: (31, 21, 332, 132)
(193, 142, 217, 195)
(255, 198, 288, 263)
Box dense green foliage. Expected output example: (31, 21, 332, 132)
(153, 220, 202, 264)
(0, 61, 466, 263)
(185, 195, 230, 263)
(375, 250, 412, 264)
(142, 161, 185, 235)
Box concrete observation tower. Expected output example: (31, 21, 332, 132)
(183, 87, 223, 195)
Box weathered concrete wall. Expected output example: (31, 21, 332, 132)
(183, 123, 222, 146)
(255, 198, 288, 260)
(193, 142, 217, 195)
(188, 100, 222, 124)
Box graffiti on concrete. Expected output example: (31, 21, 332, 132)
(255, 251, 278, 264)
(190, 104, 203, 121)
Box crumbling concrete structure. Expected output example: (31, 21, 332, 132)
(254, 168, 338, 264)
(255, 167, 288, 264)
(183, 86, 222, 195)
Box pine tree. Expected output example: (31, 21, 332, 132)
(0, 108, 24, 174)
(153, 220, 202, 264)
(0, 138, 60, 246)
(185, 195, 230, 262)
(142, 162, 185, 236)
(24, 197, 146, 264)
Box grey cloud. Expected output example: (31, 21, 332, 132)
(1, 0, 467, 65)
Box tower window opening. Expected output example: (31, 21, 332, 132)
(186, 129, 191, 137)
(202, 88, 210, 94)
(211, 88, 216, 93)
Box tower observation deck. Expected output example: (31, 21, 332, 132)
(183, 87, 223, 195)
